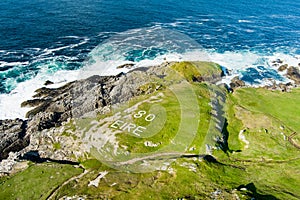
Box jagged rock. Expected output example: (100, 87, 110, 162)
(27, 112, 63, 133)
(263, 82, 294, 92)
(287, 66, 300, 84)
(0, 119, 29, 160)
(44, 80, 54, 86)
(24, 75, 121, 132)
(110, 70, 156, 104)
(229, 76, 245, 89)
(24, 67, 167, 127)
(219, 83, 233, 93)
(25, 62, 222, 128)
(278, 64, 288, 72)
(278, 83, 288, 92)
(1, 62, 222, 164)
(116, 63, 135, 69)
(21, 99, 49, 108)
(0, 152, 20, 174)
(272, 59, 283, 64)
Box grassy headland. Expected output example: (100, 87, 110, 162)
(0, 61, 299, 199)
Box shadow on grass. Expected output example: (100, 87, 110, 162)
(237, 183, 279, 200)
(219, 118, 242, 154)
(20, 150, 79, 165)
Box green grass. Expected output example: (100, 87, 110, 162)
(3, 62, 300, 199)
(55, 68, 300, 199)
(233, 87, 300, 132)
(53, 156, 293, 200)
(80, 159, 111, 171)
(116, 88, 181, 153)
(0, 163, 83, 200)
(53, 142, 61, 150)
(170, 61, 222, 82)
(224, 95, 244, 151)
(51, 158, 242, 199)
(216, 87, 300, 199)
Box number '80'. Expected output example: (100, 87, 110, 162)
(133, 110, 156, 122)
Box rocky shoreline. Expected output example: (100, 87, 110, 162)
(1, 60, 299, 176)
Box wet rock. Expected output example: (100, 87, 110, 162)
(1, 62, 224, 164)
(272, 59, 283, 64)
(21, 99, 49, 108)
(44, 80, 54, 86)
(278, 64, 288, 72)
(25, 75, 121, 132)
(287, 66, 300, 84)
(229, 76, 245, 89)
(263, 82, 294, 92)
(116, 63, 135, 69)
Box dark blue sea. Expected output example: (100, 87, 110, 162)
(0, 0, 299, 118)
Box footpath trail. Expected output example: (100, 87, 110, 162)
(47, 169, 89, 200)
(115, 152, 206, 166)
(288, 132, 300, 150)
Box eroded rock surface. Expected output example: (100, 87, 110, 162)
(287, 66, 300, 84)
(0, 119, 28, 160)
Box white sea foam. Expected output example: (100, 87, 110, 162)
(0, 49, 299, 119)
(80, 50, 299, 83)
(61, 35, 83, 39)
(0, 69, 79, 119)
(245, 29, 255, 33)
(238, 19, 252, 23)
(0, 61, 29, 68)
(38, 37, 89, 57)
(79, 50, 210, 78)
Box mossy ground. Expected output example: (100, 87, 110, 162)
(0, 163, 83, 200)
(1, 62, 299, 199)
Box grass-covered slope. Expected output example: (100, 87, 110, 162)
(0, 163, 83, 200)
(233, 87, 300, 133)
(0, 62, 299, 199)
(220, 87, 300, 200)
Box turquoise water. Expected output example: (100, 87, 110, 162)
(0, 0, 299, 93)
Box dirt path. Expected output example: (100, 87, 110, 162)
(288, 132, 300, 150)
(114, 152, 206, 165)
(46, 169, 89, 200)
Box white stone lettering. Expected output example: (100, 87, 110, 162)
(123, 123, 137, 132)
(133, 110, 147, 118)
(145, 114, 156, 122)
(110, 120, 124, 129)
(133, 126, 146, 136)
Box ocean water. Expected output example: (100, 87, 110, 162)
(0, 0, 299, 119)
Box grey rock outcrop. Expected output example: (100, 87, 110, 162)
(1, 62, 223, 163)
(24, 66, 168, 128)
(230, 76, 245, 89)
(0, 119, 28, 161)
(287, 66, 300, 84)
(278, 64, 288, 72)
(24, 75, 121, 133)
